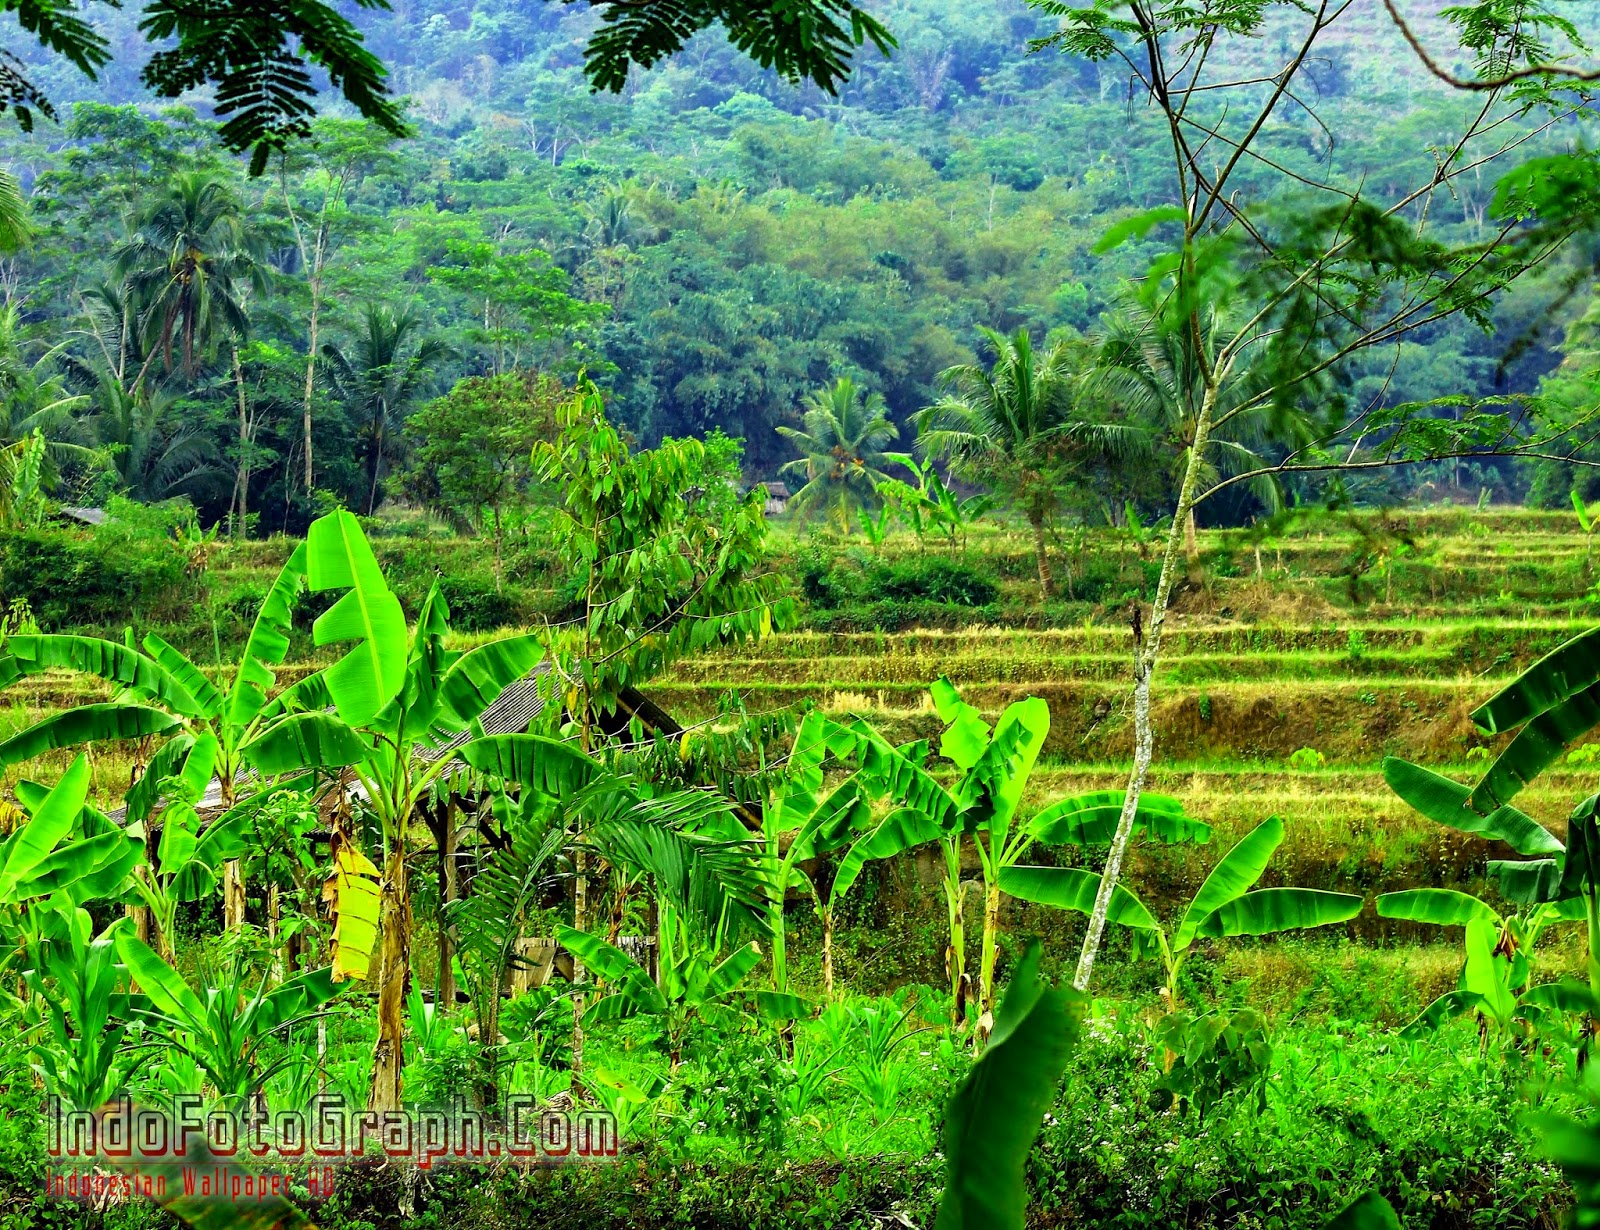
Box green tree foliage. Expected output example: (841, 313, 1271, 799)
(402, 369, 565, 557)
(114, 172, 265, 384)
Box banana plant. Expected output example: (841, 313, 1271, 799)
(114, 935, 343, 1111)
(1375, 889, 1599, 1040)
(1382, 752, 1600, 997)
(760, 709, 874, 996)
(1003, 816, 1362, 1005)
(241, 555, 569, 1114)
(117, 735, 304, 961)
(0, 754, 144, 942)
(23, 907, 141, 1112)
(833, 681, 1204, 1024)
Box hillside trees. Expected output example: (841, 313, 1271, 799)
(320, 302, 452, 515)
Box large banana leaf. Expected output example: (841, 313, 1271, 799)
(243, 711, 369, 775)
(257, 967, 342, 1029)
(306, 510, 406, 725)
(998, 864, 1161, 931)
(788, 777, 872, 863)
(0, 754, 89, 901)
(140, 634, 221, 720)
(700, 941, 762, 1003)
(1382, 757, 1560, 855)
(931, 677, 992, 770)
(1173, 816, 1284, 953)
(115, 933, 207, 1024)
(1194, 888, 1363, 938)
(255, 668, 334, 724)
(1327, 1191, 1401, 1230)
(458, 733, 601, 796)
(1471, 626, 1600, 735)
(754, 990, 813, 1021)
(1463, 915, 1517, 1025)
(1026, 789, 1208, 846)
(1538, 1113, 1600, 1226)
(0, 634, 202, 717)
(831, 807, 948, 905)
(980, 697, 1049, 832)
(1375, 888, 1500, 927)
(1558, 806, 1600, 899)
(124, 733, 198, 824)
(1471, 682, 1600, 811)
(438, 633, 543, 729)
(23, 830, 142, 902)
(0, 702, 182, 768)
(853, 723, 960, 831)
(935, 942, 1078, 1230)
(1520, 979, 1600, 1015)
(1488, 858, 1565, 905)
(226, 541, 307, 731)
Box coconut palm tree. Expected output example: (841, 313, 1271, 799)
(777, 377, 900, 530)
(115, 173, 265, 389)
(918, 327, 1140, 599)
(321, 302, 452, 514)
(1096, 308, 1298, 561)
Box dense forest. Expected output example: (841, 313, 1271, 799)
(0, 0, 1589, 534)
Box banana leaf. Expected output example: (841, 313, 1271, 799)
(1382, 757, 1561, 855)
(0, 703, 182, 768)
(1194, 888, 1363, 938)
(306, 510, 406, 725)
(999, 865, 1160, 931)
(1174, 816, 1284, 952)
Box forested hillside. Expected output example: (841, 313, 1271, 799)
(0, 0, 1590, 531)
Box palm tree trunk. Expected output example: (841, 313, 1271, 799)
(1184, 505, 1198, 563)
(1029, 509, 1054, 600)
(232, 345, 249, 539)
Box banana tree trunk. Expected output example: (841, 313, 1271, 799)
(980, 878, 1001, 1022)
(822, 906, 835, 998)
(223, 862, 246, 931)
(1075, 381, 1216, 992)
(943, 853, 966, 1026)
(368, 848, 411, 1115)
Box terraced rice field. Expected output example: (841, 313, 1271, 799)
(5, 507, 1597, 997)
